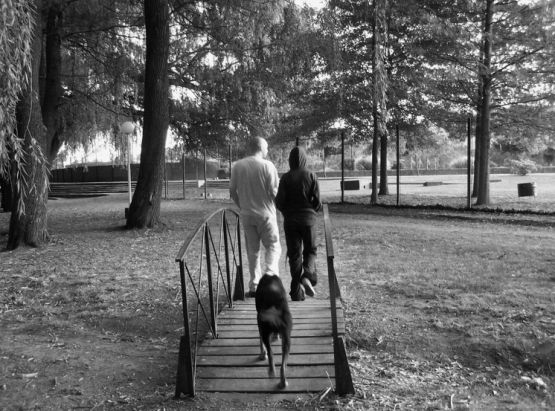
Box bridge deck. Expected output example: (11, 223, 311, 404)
(195, 298, 345, 393)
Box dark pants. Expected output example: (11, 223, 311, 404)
(284, 222, 317, 297)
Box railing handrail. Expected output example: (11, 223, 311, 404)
(323, 203, 355, 396)
(175, 207, 240, 262)
(174, 207, 244, 398)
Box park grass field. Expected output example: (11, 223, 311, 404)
(0, 190, 554, 410)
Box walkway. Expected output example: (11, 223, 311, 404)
(195, 299, 345, 393)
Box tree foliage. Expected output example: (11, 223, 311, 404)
(0, 0, 35, 189)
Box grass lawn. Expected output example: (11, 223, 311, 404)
(0, 192, 554, 410)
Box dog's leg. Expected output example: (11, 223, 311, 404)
(263, 333, 276, 377)
(258, 335, 267, 361)
(278, 350, 289, 389)
(278, 332, 290, 389)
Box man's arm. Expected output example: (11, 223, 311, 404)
(229, 164, 240, 207)
(275, 176, 286, 212)
(267, 163, 279, 201)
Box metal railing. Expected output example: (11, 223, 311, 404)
(323, 204, 355, 395)
(174, 208, 244, 398)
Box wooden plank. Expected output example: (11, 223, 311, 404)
(197, 344, 333, 356)
(232, 299, 336, 306)
(197, 353, 334, 366)
(196, 377, 333, 393)
(229, 302, 339, 310)
(215, 329, 341, 339)
(218, 309, 343, 319)
(218, 317, 343, 325)
(216, 323, 339, 331)
(227, 303, 338, 311)
(222, 308, 338, 316)
(201, 336, 332, 347)
(197, 365, 334, 379)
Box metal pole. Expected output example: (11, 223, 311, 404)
(341, 131, 345, 203)
(296, 136, 299, 146)
(182, 152, 186, 199)
(127, 133, 132, 205)
(205, 225, 217, 335)
(323, 149, 326, 178)
(228, 144, 232, 177)
(396, 124, 400, 206)
(233, 215, 245, 301)
(467, 117, 472, 209)
(175, 261, 195, 397)
(223, 212, 232, 308)
(203, 149, 208, 199)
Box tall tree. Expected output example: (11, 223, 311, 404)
(7, 0, 49, 249)
(370, 0, 379, 204)
(476, 0, 494, 205)
(126, 0, 169, 228)
(376, 0, 389, 196)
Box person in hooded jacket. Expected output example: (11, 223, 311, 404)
(276, 146, 322, 301)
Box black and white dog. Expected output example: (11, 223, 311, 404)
(255, 274, 292, 389)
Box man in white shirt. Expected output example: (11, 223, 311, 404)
(230, 137, 281, 297)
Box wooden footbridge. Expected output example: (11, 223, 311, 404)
(174, 204, 354, 397)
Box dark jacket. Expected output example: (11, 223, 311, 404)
(276, 146, 322, 225)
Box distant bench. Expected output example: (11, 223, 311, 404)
(340, 180, 361, 190)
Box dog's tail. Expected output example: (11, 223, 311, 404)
(258, 307, 287, 330)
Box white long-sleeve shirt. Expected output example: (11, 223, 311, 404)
(230, 155, 279, 218)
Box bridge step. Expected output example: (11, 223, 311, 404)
(195, 298, 345, 393)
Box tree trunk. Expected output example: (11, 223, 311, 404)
(126, 0, 169, 228)
(370, 0, 379, 205)
(472, 12, 486, 199)
(476, 0, 493, 206)
(378, 0, 389, 196)
(0, 175, 13, 212)
(8, 1, 49, 250)
(42, 0, 64, 163)
(378, 123, 389, 195)
(472, 107, 481, 198)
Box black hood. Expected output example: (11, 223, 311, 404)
(288, 146, 308, 170)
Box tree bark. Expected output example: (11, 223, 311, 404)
(370, 0, 379, 205)
(0, 175, 13, 212)
(472, 12, 486, 199)
(42, 0, 64, 163)
(472, 106, 481, 198)
(378, 0, 389, 196)
(8, 0, 49, 250)
(126, 0, 169, 228)
(378, 122, 389, 195)
(476, 0, 494, 206)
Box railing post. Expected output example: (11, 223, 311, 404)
(233, 215, 245, 301)
(323, 204, 354, 396)
(174, 208, 243, 397)
(223, 212, 233, 307)
(175, 261, 195, 397)
(205, 225, 217, 336)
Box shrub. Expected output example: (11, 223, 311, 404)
(355, 157, 372, 170)
(343, 158, 355, 170)
(449, 157, 468, 168)
(506, 158, 538, 175)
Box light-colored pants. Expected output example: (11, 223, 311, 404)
(241, 213, 281, 292)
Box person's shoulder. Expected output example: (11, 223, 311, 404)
(233, 156, 252, 167)
(279, 170, 291, 179)
(262, 158, 277, 170)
